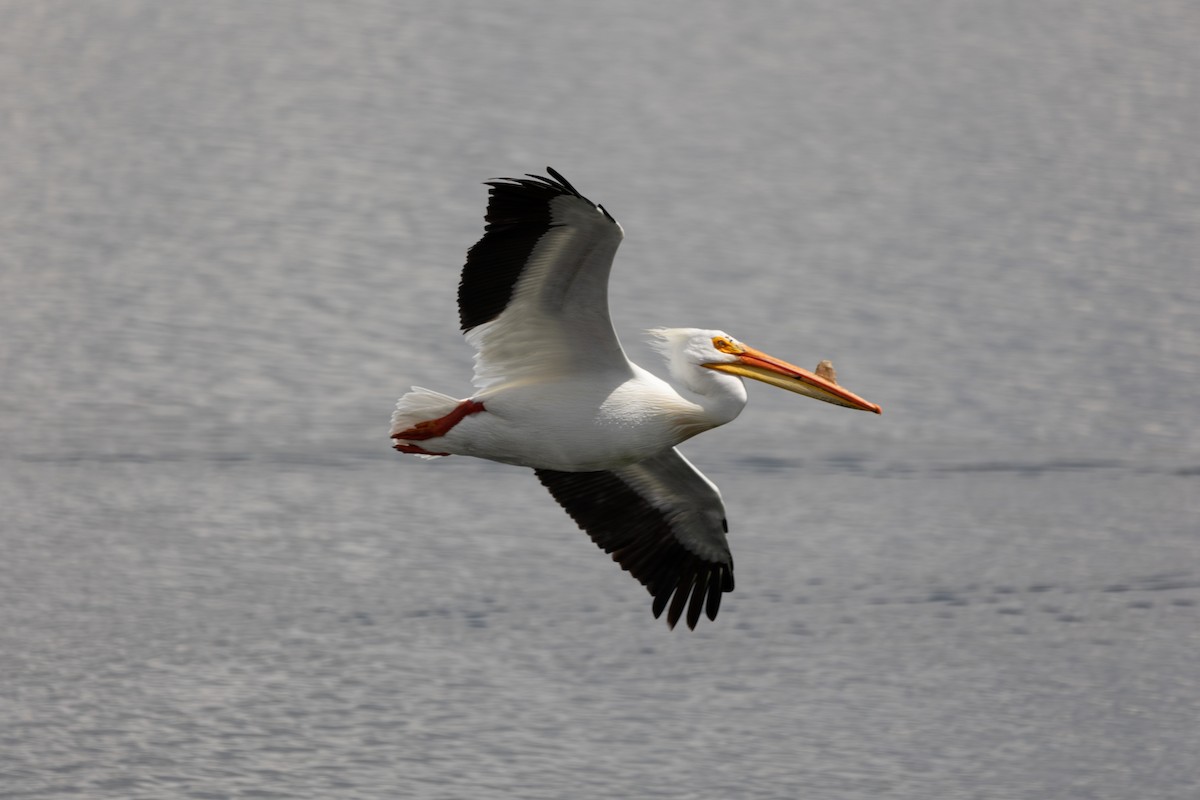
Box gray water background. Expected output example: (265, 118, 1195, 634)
(2, 2, 1198, 798)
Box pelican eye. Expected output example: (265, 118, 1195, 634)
(712, 337, 742, 355)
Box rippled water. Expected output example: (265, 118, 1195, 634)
(3, 2, 1198, 798)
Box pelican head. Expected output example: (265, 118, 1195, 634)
(651, 327, 881, 414)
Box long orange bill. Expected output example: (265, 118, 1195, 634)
(705, 344, 882, 414)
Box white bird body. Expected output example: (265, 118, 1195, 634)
(396, 341, 746, 472)
(390, 169, 880, 629)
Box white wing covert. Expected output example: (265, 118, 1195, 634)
(457, 168, 630, 392)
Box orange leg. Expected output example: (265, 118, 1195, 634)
(393, 442, 451, 457)
(391, 399, 486, 442)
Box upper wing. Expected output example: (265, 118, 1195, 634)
(458, 168, 631, 392)
(535, 448, 735, 630)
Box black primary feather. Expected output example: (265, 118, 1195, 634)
(457, 167, 608, 331)
(535, 468, 734, 630)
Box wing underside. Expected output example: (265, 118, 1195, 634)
(536, 448, 735, 630)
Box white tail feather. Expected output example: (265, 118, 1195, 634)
(391, 386, 460, 435)
(390, 387, 462, 460)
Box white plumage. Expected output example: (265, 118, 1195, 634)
(391, 168, 880, 629)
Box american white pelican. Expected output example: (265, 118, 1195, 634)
(391, 168, 881, 629)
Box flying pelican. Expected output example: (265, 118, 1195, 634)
(391, 168, 881, 629)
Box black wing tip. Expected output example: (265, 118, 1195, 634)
(483, 167, 610, 215)
(543, 166, 577, 194)
(535, 468, 733, 632)
(459, 167, 602, 333)
(652, 560, 735, 630)
(630, 543, 734, 630)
